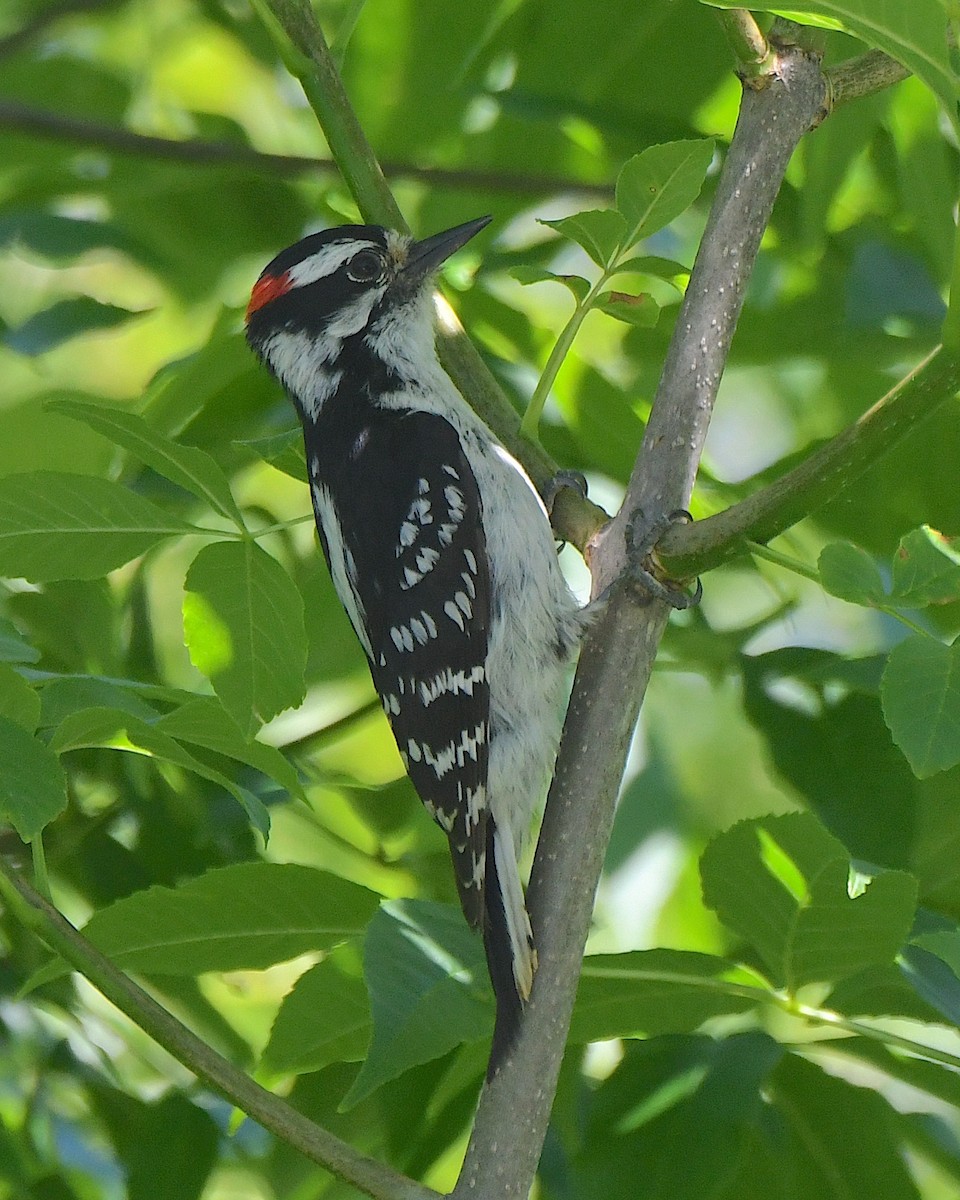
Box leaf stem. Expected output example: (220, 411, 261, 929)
(519, 272, 613, 440)
(748, 541, 938, 637)
(31, 834, 51, 901)
(747, 540, 819, 582)
(789, 999, 960, 1074)
(0, 858, 436, 1200)
(583, 963, 960, 1082)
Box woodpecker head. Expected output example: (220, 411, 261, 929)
(245, 216, 490, 414)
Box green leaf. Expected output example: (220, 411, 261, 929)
(889, 525, 960, 607)
(573, 1033, 783, 1200)
(610, 254, 691, 286)
(155, 696, 305, 801)
(47, 398, 245, 527)
(341, 899, 490, 1108)
(262, 942, 371, 1074)
(882, 635, 960, 777)
(703, 1, 958, 127)
(570, 950, 762, 1043)
(615, 139, 715, 244)
(596, 291, 660, 327)
(540, 209, 627, 266)
(912, 929, 960, 980)
(902, 936, 960, 1026)
(510, 265, 592, 303)
(3, 298, 144, 356)
(95, 1093, 218, 1200)
(700, 813, 917, 991)
(757, 1052, 922, 1200)
(31, 862, 379, 982)
(0, 471, 194, 582)
(0, 664, 40, 732)
(37, 677, 164, 731)
(235, 429, 307, 483)
(48, 705, 270, 837)
(0, 617, 39, 664)
(0, 211, 162, 269)
(0, 714, 68, 841)
(818, 540, 885, 604)
(183, 541, 307, 737)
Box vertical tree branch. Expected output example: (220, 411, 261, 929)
(454, 41, 827, 1200)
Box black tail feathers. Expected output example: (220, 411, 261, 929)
(482, 818, 527, 1077)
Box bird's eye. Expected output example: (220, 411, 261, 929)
(346, 250, 386, 284)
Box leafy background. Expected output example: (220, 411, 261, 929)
(1, 1, 960, 1198)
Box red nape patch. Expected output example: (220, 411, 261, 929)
(246, 271, 292, 318)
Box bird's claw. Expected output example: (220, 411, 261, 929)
(624, 507, 702, 610)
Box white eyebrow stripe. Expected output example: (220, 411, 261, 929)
(286, 240, 379, 287)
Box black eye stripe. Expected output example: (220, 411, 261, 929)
(347, 249, 386, 284)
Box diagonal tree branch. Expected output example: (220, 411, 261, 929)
(454, 39, 827, 1200)
(656, 344, 960, 577)
(0, 855, 436, 1200)
(0, 98, 614, 198)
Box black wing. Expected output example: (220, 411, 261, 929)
(319, 407, 492, 928)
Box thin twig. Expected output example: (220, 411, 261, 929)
(714, 8, 777, 81)
(0, 856, 436, 1200)
(825, 47, 912, 108)
(0, 98, 614, 199)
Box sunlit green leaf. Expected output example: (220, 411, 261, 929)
(882, 635, 960, 776)
(31, 862, 379, 983)
(510, 265, 592, 303)
(0, 471, 194, 582)
(0, 714, 67, 840)
(183, 541, 307, 737)
(889, 524, 960, 608)
(818, 541, 885, 605)
(341, 900, 490, 1108)
(615, 139, 715, 244)
(155, 696, 305, 801)
(48, 398, 245, 527)
(700, 813, 917, 990)
(235, 428, 308, 483)
(571, 950, 762, 1042)
(596, 291, 660, 327)
(262, 942, 370, 1074)
(0, 663, 40, 732)
(49, 705, 270, 836)
(540, 209, 627, 266)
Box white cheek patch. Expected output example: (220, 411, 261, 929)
(325, 291, 383, 339)
(288, 240, 379, 286)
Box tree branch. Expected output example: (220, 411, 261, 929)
(0, 98, 614, 199)
(825, 47, 915, 109)
(453, 40, 827, 1200)
(0, 855, 436, 1200)
(714, 8, 778, 81)
(656, 344, 960, 576)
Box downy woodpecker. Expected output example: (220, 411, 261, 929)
(245, 216, 581, 1069)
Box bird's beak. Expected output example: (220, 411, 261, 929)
(403, 215, 492, 279)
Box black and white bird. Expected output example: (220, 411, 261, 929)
(245, 216, 581, 1068)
